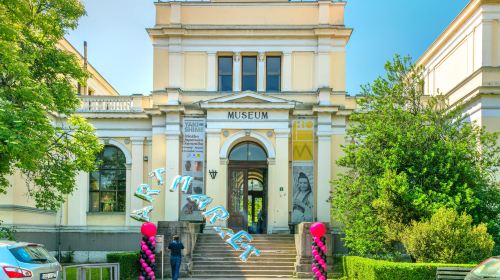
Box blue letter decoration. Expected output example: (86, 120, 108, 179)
(134, 184, 160, 203)
(132, 167, 261, 262)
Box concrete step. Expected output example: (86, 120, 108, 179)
(193, 261, 295, 266)
(191, 274, 295, 278)
(191, 270, 294, 276)
(195, 245, 295, 250)
(193, 250, 296, 255)
(192, 257, 296, 262)
(193, 265, 295, 271)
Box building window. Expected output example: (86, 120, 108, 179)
(266, 56, 281, 92)
(242, 56, 257, 91)
(218, 56, 233, 92)
(89, 145, 126, 212)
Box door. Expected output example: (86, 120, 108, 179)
(227, 167, 267, 233)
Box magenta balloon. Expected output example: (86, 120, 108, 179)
(310, 222, 327, 238)
(141, 245, 148, 251)
(146, 249, 152, 256)
(141, 262, 148, 269)
(141, 222, 157, 237)
(145, 267, 152, 273)
(139, 276, 145, 280)
(149, 236, 156, 242)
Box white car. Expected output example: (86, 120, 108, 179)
(0, 241, 62, 279)
(465, 256, 500, 280)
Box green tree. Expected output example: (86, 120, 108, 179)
(0, 0, 102, 209)
(402, 208, 494, 263)
(331, 55, 500, 256)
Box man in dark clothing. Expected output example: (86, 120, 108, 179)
(168, 235, 184, 280)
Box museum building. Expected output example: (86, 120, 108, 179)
(2, 0, 500, 263)
(0, 0, 354, 260)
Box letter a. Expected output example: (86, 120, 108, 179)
(188, 194, 213, 211)
(202, 206, 229, 225)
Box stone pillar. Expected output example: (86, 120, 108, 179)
(67, 171, 88, 226)
(233, 52, 241, 92)
(294, 222, 333, 278)
(317, 38, 331, 88)
(168, 37, 183, 88)
(205, 129, 226, 231)
(157, 221, 200, 277)
(268, 128, 290, 233)
(257, 52, 266, 92)
(316, 113, 332, 222)
(129, 137, 145, 225)
(207, 51, 217, 91)
(164, 112, 181, 221)
(282, 51, 292, 91)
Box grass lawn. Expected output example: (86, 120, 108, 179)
(63, 266, 112, 280)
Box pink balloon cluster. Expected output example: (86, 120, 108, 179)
(310, 222, 328, 280)
(139, 223, 158, 280)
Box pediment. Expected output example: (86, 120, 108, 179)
(200, 92, 297, 109)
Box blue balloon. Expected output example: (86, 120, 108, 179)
(202, 206, 229, 225)
(130, 206, 154, 222)
(226, 230, 253, 251)
(134, 184, 160, 202)
(169, 175, 192, 193)
(149, 168, 165, 185)
(188, 194, 213, 211)
(239, 243, 261, 262)
(213, 227, 234, 239)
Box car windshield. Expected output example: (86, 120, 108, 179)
(471, 257, 500, 278)
(9, 245, 57, 264)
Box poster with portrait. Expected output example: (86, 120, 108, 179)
(180, 118, 205, 221)
(292, 163, 314, 224)
(291, 118, 315, 224)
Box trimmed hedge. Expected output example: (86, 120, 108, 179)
(342, 256, 475, 280)
(106, 252, 140, 280)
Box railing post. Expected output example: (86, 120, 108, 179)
(132, 94, 143, 111)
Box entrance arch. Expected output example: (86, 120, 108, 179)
(227, 141, 268, 234)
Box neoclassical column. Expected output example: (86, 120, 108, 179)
(268, 128, 290, 233)
(233, 52, 241, 92)
(282, 51, 292, 91)
(207, 51, 217, 91)
(164, 112, 181, 221)
(205, 128, 226, 229)
(67, 171, 88, 226)
(128, 136, 145, 225)
(316, 113, 332, 222)
(168, 37, 184, 88)
(257, 52, 266, 92)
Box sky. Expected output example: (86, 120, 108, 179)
(66, 0, 470, 96)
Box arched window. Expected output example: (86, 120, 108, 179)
(229, 142, 267, 161)
(89, 145, 126, 212)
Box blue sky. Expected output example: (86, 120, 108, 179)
(66, 0, 470, 96)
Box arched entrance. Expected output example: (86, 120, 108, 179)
(227, 141, 268, 234)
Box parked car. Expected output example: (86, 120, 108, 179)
(0, 241, 61, 279)
(465, 256, 500, 280)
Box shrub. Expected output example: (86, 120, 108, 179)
(401, 208, 494, 263)
(106, 252, 140, 280)
(342, 256, 475, 280)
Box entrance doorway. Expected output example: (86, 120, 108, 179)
(227, 142, 268, 234)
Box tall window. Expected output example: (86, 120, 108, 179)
(218, 56, 233, 92)
(242, 56, 257, 91)
(89, 145, 126, 212)
(266, 56, 281, 92)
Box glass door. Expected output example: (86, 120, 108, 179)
(227, 169, 248, 232)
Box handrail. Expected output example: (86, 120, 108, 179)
(77, 96, 135, 112)
(62, 263, 120, 280)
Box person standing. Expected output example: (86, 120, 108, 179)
(168, 235, 184, 280)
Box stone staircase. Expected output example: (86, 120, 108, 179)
(191, 234, 296, 278)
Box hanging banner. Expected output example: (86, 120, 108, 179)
(180, 118, 206, 221)
(292, 118, 315, 224)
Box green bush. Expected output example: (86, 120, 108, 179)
(106, 252, 140, 280)
(401, 208, 494, 263)
(342, 256, 475, 280)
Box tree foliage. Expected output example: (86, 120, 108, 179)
(401, 208, 494, 264)
(0, 0, 102, 209)
(331, 55, 500, 256)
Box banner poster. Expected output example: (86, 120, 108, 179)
(180, 118, 206, 221)
(291, 118, 315, 224)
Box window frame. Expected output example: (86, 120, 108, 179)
(89, 145, 127, 213)
(218, 56, 233, 92)
(266, 56, 281, 92)
(241, 56, 258, 92)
